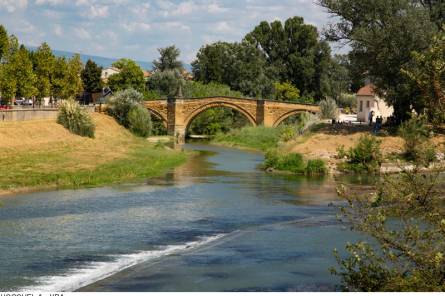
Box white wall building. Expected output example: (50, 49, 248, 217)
(101, 67, 120, 81)
(356, 84, 393, 122)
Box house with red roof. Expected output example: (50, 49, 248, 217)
(356, 84, 394, 122)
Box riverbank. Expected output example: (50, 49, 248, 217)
(212, 123, 445, 174)
(0, 113, 188, 196)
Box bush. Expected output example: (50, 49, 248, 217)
(305, 159, 327, 175)
(147, 69, 184, 98)
(339, 135, 382, 173)
(128, 105, 152, 137)
(264, 150, 306, 174)
(398, 114, 436, 165)
(337, 93, 356, 109)
(319, 98, 339, 119)
(57, 99, 95, 138)
(107, 88, 144, 127)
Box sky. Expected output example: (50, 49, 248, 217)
(0, 0, 344, 63)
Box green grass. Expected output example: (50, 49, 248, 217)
(212, 126, 283, 151)
(0, 141, 187, 193)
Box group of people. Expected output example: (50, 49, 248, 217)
(368, 111, 383, 133)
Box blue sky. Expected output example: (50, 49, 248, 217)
(0, 0, 343, 63)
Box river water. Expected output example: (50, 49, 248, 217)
(0, 144, 366, 292)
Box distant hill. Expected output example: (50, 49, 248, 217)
(28, 47, 192, 71)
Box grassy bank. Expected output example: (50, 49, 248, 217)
(0, 113, 187, 195)
(212, 126, 283, 151)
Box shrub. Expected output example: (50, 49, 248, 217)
(340, 135, 382, 173)
(319, 98, 339, 119)
(337, 93, 356, 109)
(128, 105, 152, 137)
(57, 99, 95, 138)
(107, 88, 144, 127)
(264, 150, 306, 174)
(333, 164, 445, 291)
(398, 114, 436, 165)
(306, 159, 327, 175)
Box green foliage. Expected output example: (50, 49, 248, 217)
(183, 81, 243, 98)
(57, 99, 95, 138)
(264, 150, 327, 175)
(337, 93, 356, 109)
(305, 159, 328, 175)
(339, 135, 382, 173)
(245, 16, 332, 99)
(398, 114, 436, 165)
(192, 41, 273, 98)
(333, 163, 445, 291)
(402, 26, 445, 125)
(82, 59, 103, 93)
(274, 81, 300, 101)
(188, 107, 249, 135)
(0, 41, 37, 101)
(128, 105, 152, 137)
(62, 54, 83, 99)
(264, 150, 306, 174)
(319, 0, 442, 122)
(321, 54, 353, 100)
(32, 42, 56, 100)
(0, 25, 8, 61)
(319, 98, 339, 119)
(152, 45, 183, 72)
(107, 58, 145, 93)
(147, 69, 184, 98)
(213, 126, 283, 151)
(106, 88, 144, 127)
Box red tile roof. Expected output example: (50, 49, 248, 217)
(357, 84, 376, 96)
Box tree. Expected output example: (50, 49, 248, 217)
(152, 45, 183, 72)
(32, 42, 55, 101)
(106, 88, 144, 127)
(402, 26, 445, 125)
(81, 59, 102, 93)
(318, 0, 443, 122)
(51, 56, 69, 100)
(62, 54, 83, 100)
(0, 25, 8, 62)
(244, 16, 332, 99)
(0, 41, 37, 102)
(273, 81, 300, 101)
(147, 69, 184, 98)
(192, 41, 273, 98)
(321, 55, 351, 102)
(107, 58, 145, 92)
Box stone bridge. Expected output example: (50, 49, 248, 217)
(145, 96, 320, 144)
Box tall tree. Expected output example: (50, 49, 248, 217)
(81, 59, 102, 93)
(32, 42, 55, 101)
(318, 0, 443, 122)
(62, 54, 83, 99)
(107, 58, 145, 92)
(0, 25, 8, 62)
(244, 16, 331, 99)
(152, 45, 183, 72)
(192, 41, 273, 98)
(51, 56, 68, 100)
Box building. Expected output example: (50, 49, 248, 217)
(101, 67, 120, 82)
(356, 84, 393, 122)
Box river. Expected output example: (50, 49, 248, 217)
(0, 144, 367, 292)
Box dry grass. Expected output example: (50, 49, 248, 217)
(0, 113, 186, 195)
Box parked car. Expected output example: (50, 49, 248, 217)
(14, 98, 25, 105)
(23, 99, 33, 106)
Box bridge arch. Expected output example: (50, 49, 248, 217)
(146, 107, 168, 127)
(184, 101, 257, 130)
(272, 109, 317, 127)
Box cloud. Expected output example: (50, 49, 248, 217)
(0, 0, 27, 12)
(73, 27, 91, 40)
(0, 0, 340, 63)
